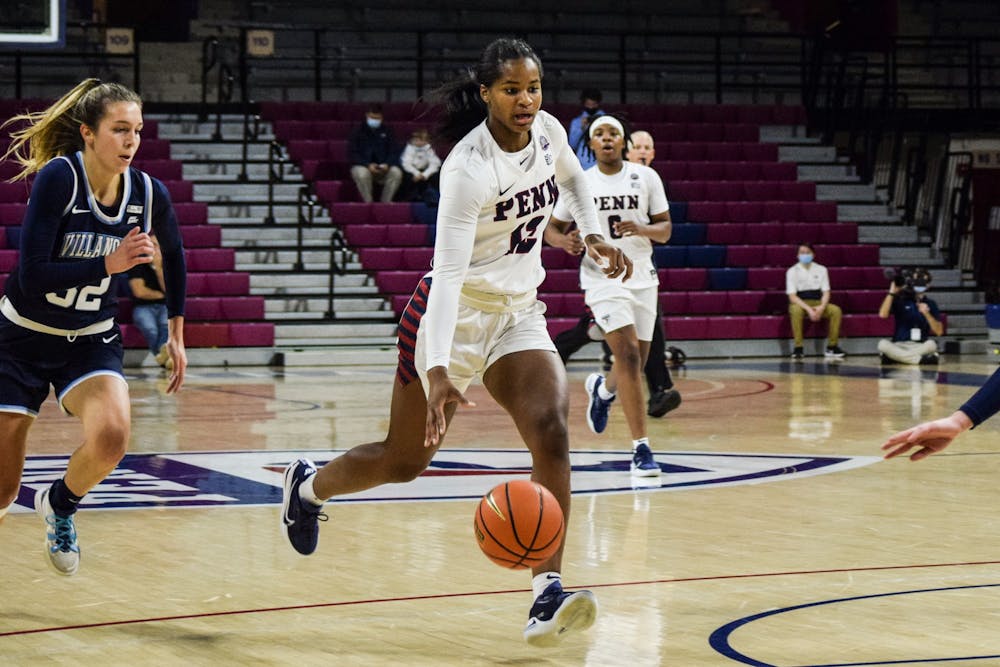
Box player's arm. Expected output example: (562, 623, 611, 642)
(619, 210, 671, 243)
(422, 155, 483, 446)
(128, 275, 164, 300)
(552, 125, 631, 280)
(18, 160, 122, 294)
(150, 178, 188, 393)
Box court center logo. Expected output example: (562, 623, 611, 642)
(10, 449, 880, 513)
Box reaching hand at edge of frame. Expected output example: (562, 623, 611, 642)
(585, 237, 633, 282)
(881, 411, 974, 461)
(424, 366, 475, 448)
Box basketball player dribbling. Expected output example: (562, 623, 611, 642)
(281, 37, 632, 647)
(0, 79, 188, 575)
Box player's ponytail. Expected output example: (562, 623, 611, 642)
(1, 78, 142, 181)
(435, 37, 543, 142)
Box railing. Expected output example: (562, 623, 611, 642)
(0, 48, 140, 99)
(294, 184, 317, 272)
(324, 229, 349, 320)
(263, 140, 285, 225)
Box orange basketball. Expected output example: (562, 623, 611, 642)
(474, 480, 565, 570)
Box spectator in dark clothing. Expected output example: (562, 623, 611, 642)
(348, 103, 403, 203)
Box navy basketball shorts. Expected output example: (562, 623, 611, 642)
(0, 316, 126, 417)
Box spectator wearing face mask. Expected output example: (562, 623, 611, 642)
(566, 89, 604, 169)
(348, 103, 403, 203)
(786, 243, 845, 360)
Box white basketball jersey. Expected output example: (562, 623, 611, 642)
(552, 161, 669, 290)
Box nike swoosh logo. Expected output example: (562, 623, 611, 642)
(102, 334, 118, 344)
(71, 207, 90, 215)
(499, 184, 514, 196)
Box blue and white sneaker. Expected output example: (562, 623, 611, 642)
(585, 373, 615, 434)
(281, 458, 327, 555)
(630, 443, 661, 477)
(35, 488, 80, 576)
(523, 580, 598, 647)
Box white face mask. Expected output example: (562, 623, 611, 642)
(366, 117, 382, 129)
(798, 253, 813, 265)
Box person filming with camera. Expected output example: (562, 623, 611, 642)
(877, 267, 944, 365)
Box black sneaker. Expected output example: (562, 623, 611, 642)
(880, 354, 899, 365)
(791, 346, 804, 360)
(919, 353, 940, 365)
(281, 458, 328, 555)
(647, 388, 682, 418)
(523, 580, 598, 647)
(825, 345, 846, 358)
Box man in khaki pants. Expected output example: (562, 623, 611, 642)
(786, 243, 845, 360)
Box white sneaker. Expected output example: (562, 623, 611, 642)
(35, 488, 80, 576)
(523, 581, 598, 647)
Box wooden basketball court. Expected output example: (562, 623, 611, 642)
(3, 357, 1000, 665)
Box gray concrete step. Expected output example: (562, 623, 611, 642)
(206, 204, 331, 222)
(858, 224, 920, 244)
(779, 145, 838, 163)
(275, 322, 398, 344)
(759, 126, 816, 144)
(170, 142, 274, 160)
(797, 164, 859, 182)
(879, 246, 947, 266)
(194, 182, 305, 201)
(838, 204, 901, 223)
(816, 183, 878, 202)
(184, 163, 303, 181)
(222, 227, 337, 247)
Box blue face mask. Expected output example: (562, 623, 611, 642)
(366, 117, 382, 129)
(798, 253, 813, 265)
(914, 285, 928, 293)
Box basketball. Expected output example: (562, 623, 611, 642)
(473, 480, 564, 570)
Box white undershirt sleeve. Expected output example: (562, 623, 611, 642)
(554, 140, 602, 240)
(422, 159, 489, 370)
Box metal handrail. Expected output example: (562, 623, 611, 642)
(324, 229, 349, 320)
(294, 184, 316, 271)
(264, 141, 285, 225)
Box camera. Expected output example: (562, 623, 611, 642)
(886, 267, 931, 294)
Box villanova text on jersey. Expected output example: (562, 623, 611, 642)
(59, 232, 123, 259)
(493, 174, 558, 221)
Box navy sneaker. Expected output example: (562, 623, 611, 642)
(36, 488, 80, 576)
(523, 580, 598, 647)
(585, 373, 614, 434)
(281, 458, 327, 555)
(630, 443, 661, 477)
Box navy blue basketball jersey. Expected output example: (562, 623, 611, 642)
(3, 151, 185, 333)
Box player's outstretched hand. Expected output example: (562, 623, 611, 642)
(105, 226, 154, 275)
(587, 240, 633, 281)
(881, 411, 973, 461)
(424, 367, 475, 448)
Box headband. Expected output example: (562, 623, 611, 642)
(588, 115, 624, 139)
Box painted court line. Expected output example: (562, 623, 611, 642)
(3, 558, 999, 639)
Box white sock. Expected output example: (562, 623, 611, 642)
(597, 383, 615, 400)
(0, 504, 9, 521)
(532, 571, 561, 599)
(298, 474, 325, 506)
(633, 437, 650, 452)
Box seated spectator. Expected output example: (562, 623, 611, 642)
(399, 128, 441, 204)
(348, 103, 403, 202)
(567, 88, 604, 169)
(786, 243, 846, 360)
(878, 267, 943, 365)
(128, 235, 172, 369)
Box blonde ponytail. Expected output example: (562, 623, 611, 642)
(1, 78, 141, 182)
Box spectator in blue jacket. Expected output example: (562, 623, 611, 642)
(348, 103, 403, 202)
